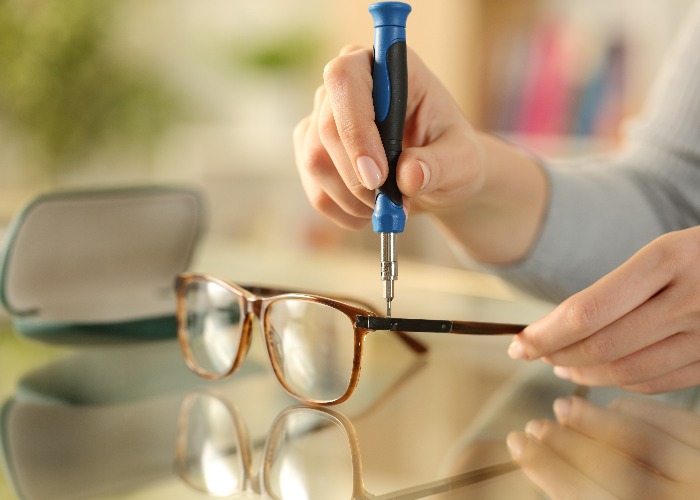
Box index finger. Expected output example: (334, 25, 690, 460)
(323, 47, 389, 187)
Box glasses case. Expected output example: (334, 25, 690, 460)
(0, 186, 205, 342)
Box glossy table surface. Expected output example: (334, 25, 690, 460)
(1, 241, 698, 499)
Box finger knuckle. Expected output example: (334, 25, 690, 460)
(582, 333, 619, 363)
(522, 333, 548, 356)
(563, 295, 601, 334)
(323, 56, 351, 87)
(650, 230, 696, 277)
(316, 106, 338, 141)
(335, 118, 368, 146)
(607, 358, 642, 386)
(308, 190, 335, 215)
(302, 148, 332, 178)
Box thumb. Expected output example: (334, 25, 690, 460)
(398, 126, 484, 199)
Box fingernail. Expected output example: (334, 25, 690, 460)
(418, 161, 430, 191)
(357, 156, 382, 190)
(506, 432, 526, 459)
(508, 339, 527, 360)
(525, 419, 545, 439)
(553, 366, 571, 380)
(553, 397, 570, 422)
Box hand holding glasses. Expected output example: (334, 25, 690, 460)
(175, 273, 526, 406)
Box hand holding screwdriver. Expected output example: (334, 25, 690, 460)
(293, 3, 545, 298)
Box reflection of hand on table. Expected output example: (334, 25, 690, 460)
(507, 395, 700, 499)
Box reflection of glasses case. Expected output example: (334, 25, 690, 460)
(0, 390, 185, 500)
(0, 341, 279, 500)
(0, 186, 205, 342)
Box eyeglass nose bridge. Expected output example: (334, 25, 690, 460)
(242, 295, 271, 332)
(236, 296, 266, 361)
(246, 296, 264, 317)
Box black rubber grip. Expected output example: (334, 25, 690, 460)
(376, 40, 408, 206)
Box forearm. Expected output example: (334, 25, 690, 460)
(430, 135, 690, 303)
(483, 5, 700, 301)
(430, 133, 549, 265)
(490, 155, 670, 302)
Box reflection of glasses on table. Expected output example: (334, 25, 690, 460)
(176, 392, 518, 499)
(175, 273, 526, 406)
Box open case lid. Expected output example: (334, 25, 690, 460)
(0, 186, 205, 334)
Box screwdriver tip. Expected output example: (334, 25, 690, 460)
(386, 300, 392, 317)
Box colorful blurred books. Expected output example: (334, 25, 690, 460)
(486, 9, 627, 140)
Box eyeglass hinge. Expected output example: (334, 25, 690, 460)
(356, 315, 452, 333)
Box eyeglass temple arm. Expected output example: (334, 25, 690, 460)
(373, 461, 519, 499)
(393, 330, 429, 353)
(356, 315, 526, 335)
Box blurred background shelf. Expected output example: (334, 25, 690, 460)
(476, 0, 693, 150)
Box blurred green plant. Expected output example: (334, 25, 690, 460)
(0, 0, 186, 177)
(222, 29, 321, 75)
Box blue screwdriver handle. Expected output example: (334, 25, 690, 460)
(369, 2, 411, 234)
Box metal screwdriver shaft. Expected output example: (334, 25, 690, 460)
(369, 1, 411, 317)
(380, 231, 397, 316)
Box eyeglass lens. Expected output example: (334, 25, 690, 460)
(179, 395, 354, 499)
(182, 279, 358, 403)
(265, 410, 355, 499)
(184, 280, 243, 377)
(179, 395, 245, 496)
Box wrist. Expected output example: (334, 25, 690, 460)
(432, 133, 549, 265)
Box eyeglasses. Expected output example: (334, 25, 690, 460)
(176, 392, 519, 499)
(175, 273, 526, 406)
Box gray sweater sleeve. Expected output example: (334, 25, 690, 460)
(486, 2, 700, 303)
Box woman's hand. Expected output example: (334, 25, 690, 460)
(293, 46, 483, 226)
(293, 46, 547, 264)
(507, 396, 700, 499)
(510, 226, 700, 394)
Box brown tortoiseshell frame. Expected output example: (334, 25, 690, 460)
(175, 272, 427, 406)
(175, 272, 527, 406)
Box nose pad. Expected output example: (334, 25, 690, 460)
(240, 314, 256, 358)
(273, 329, 284, 359)
(266, 323, 284, 364)
(257, 307, 282, 359)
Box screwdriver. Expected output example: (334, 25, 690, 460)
(369, 2, 411, 317)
